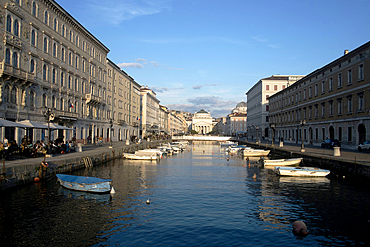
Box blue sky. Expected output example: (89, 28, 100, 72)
(58, 0, 370, 118)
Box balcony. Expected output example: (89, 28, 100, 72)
(85, 94, 102, 105)
(54, 109, 79, 121)
(0, 62, 35, 86)
(118, 120, 126, 126)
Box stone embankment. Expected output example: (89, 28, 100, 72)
(0, 140, 165, 191)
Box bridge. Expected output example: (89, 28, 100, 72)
(171, 135, 235, 142)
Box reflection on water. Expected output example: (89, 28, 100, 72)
(0, 144, 370, 246)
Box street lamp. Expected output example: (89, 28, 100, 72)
(256, 126, 259, 144)
(300, 120, 306, 152)
(44, 107, 53, 154)
(270, 123, 276, 146)
(109, 119, 113, 148)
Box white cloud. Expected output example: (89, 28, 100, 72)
(117, 62, 144, 68)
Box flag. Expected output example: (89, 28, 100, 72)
(137, 117, 140, 121)
(69, 103, 74, 108)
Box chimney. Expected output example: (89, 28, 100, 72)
(344, 50, 349, 55)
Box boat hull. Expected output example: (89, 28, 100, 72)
(274, 166, 330, 177)
(264, 158, 303, 166)
(241, 149, 270, 157)
(123, 153, 157, 160)
(56, 174, 112, 193)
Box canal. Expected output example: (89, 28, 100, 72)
(1, 144, 370, 246)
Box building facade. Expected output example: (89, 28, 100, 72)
(246, 75, 305, 142)
(192, 109, 213, 134)
(107, 59, 141, 141)
(0, 0, 111, 144)
(140, 86, 159, 137)
(268, 42, 370, 149)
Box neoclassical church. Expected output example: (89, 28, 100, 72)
(192, 109, 213, 134)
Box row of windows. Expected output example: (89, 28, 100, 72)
(271, 94, 364, 124)
(28, 0, 103, 62)
(272, 64, 364, 110)
(265, 84, 286, 91)
(279, 126, 353, 142)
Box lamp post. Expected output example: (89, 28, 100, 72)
(44, 107, 53, 154)
(109, 119, 113, 148)
(255, 126, 259, 144)
(270, 123, 276, 146)
(300, 120, 306, 152)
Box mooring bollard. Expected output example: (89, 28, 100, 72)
(333, 147, 341, 156)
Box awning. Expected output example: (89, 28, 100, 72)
(0, 119, 29, 128)
(49, 123, 74, 130)
(18, 120, 53, 129)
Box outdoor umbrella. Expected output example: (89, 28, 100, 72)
(49, 123, 74, 130)
(0, 119, 29, 128)
(17, 120, 54, 129)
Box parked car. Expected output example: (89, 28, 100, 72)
(321, 139, 341, 148)
(358, 141, 370, 152)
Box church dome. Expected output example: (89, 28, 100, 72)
(236, 102, 247, 108)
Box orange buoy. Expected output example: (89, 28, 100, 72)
(292, 221, 309, 237)
(252, 173, 257, 179)
(34, 177, 40, 182)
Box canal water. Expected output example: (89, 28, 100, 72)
(1, 144, 370, 246)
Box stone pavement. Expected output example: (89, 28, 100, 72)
(243, 140, 370, 166)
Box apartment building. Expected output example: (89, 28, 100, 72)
(0, 0, 111, 144)
(107, 59, 141, 141)
(246, 75, 305, 142)
(268, 41, 370, 149)
(140, 86, 160, 137)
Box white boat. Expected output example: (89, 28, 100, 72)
(227, 145, 248, 153)
(274, 166, 330, 177)
(123, 153, 157, 160)
(136, 149, 163, 158)
(220, 141, 237, 147)
(240, 148, 270, 157)
(263, 158, 303, 166)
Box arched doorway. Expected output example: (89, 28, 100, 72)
(329, 126, 334, 139)
(264, 128, 269, 138)
(358, 124, 366, 144)
(309, 127, 313, 143)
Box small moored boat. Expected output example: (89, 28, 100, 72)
(123, 153, 158, 160)
(274, 166, 330, 177)
(240, 148, 270, 157)
(263, 158, 303, 166)
(56, 174, 113, 193)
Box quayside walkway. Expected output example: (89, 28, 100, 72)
(0, 140, 163, 191)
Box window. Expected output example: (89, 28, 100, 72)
(315, 104, 318, 118)
(347, 97, 352, 113)
(329, 77, 333, 91)
(329, 101, 333, 116)
(30, 91, 35, 107)
(69, 52, 72, 65)
(321, 81, 325, 94)
(303, 89, 306, 100)
(315, 128, 318, 140)
(52, 68, 56, 83)
(75, 78, 79, 91)
(53, 43, 57, 57)
(61, 47, 65, 61)
(32, 1, 37, 16)
(309, 86, 312, 98)
(44, 11, 49, 25)
(12, 52, 18, 68)
(322, 128, 325, 140)
(69, 30, 73, 42)
(338, 73, 342, 88)
(5, 49, 11, 64)
(42, 94, 47, 107)
(62, 24, 65, 37)
(13, 19, 19, 37)
(31, 29, 36, 46)
(315, 84, 318, 96)
(53, 18, 58, 31)
(338, 99, 342, 115)
(358, 64, 364, 81)
(266, 95, 269, 101)
(266, 85, 269, 90)
(274, 85, 277, 90)
(348, 69, 352, 84)
(30, 59, 35, 73)
(68, 76, 72, 89)
(309, 106, 312, 119)
(338, 127, 342, 142)
(358, 94, 364, 111)
(43, 64, 47, 80)
(10, 87, 17, 104)
(6, 15, 12, 32)
(266, 105, 269, 111)
(61, 72, 64, 87)
(43, 37, 48, 52)
(282, 85, 286, 90)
